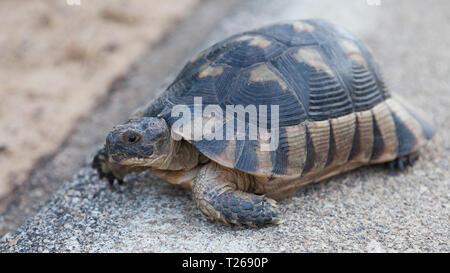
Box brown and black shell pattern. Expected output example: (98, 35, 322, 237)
(144, 19, 435, 178)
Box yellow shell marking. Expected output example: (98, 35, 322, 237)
(307, 120, 331, 171)
(329, 114, 356, 165)
(254, 128, 274, 176)
(249, 64, 288, 90)
(370, 102, 398, 163)
(235, 35, 272, 49)
(198, 65, 224, 78)
(386, 98, 426, 150)
(353, 110, 374, 164)
(290, 21, 315, 33)
(339, 40, 366, 66)
(293, 47, 334, 75)
(284, 124, 307, 176)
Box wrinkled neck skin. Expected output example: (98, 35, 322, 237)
(110, 138, 201, 179)
(158, 139, 201, 171)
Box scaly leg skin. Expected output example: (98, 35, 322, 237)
(192, 162, 281, 227)
(92, 146, 122, 185)
(386, 152, 419, 171)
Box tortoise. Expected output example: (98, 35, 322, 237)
(93, 19, 435, 226)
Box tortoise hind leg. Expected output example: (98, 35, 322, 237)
(386, 152, 419, 171)
(192, 162, 280, 227)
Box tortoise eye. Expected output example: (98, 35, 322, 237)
(122, 132, 141, 144)
(128, 135, 138, 143)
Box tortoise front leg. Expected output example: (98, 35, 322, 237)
(192, 162, 281, 227)
(92, 146, 147, 185)
(92, 146, 121, 184)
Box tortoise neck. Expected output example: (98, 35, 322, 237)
(158, 139, 200, 171)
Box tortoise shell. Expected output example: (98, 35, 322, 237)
(140, 19, 435, 178)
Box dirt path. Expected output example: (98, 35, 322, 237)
(0, 0, 199, 197)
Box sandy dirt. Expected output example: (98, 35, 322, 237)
(0, 0, 198, 197)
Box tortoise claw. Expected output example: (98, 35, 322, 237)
(386, 153, 419, 171)
(387, 161, 395, 171)
(397, 159, 405, 171)
(92, 146, 122, 186)
(407, 156, 414, 166)
(104, 172, 117, 186)
(98, 167, 124, 187)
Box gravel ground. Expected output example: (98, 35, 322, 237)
(0, 0, 238, 236)
(1, 0, 449, 252)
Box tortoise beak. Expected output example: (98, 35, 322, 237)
(105, 132, 122, 162)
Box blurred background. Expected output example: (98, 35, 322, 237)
(0, 0, 448, 251)
(0, 0, 199, 197)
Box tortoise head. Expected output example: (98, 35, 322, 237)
(105, 117, 171, 168)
